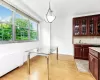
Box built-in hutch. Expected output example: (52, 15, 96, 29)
(73, 14, 100, 80)
(73, 14, 100, 36)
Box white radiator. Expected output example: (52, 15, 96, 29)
(0, 52, 23, 77)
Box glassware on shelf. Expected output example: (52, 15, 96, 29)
(74, 20, 80, 35)
(97, 18, 100, 34)
(82, 19, 86, 35)
(89, 18, 94, 34)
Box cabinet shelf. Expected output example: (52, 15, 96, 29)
(73, 15, 100, 36)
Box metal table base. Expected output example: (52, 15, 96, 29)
(27, 47, 58, 80)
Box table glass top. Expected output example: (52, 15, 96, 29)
(25, 47, 57, 55)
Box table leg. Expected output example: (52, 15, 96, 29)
(27, 53, 30, 75)
(47, 56, 49, 80)
(57, 47, 58, 60)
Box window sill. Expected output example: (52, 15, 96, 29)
(0, 40, 39, 44)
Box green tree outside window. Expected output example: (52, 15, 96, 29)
(0, 5, 38, 42)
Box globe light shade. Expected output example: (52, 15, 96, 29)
(46, 15, 56, 23)
(45, 2, 56, 23)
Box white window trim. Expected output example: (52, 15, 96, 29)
(0, 3, 39, 44)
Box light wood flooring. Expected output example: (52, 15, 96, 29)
(0, 54, 95, 80)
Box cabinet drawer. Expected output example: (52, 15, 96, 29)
(74, 44, 81, 47)
(89, 49, 98, 58)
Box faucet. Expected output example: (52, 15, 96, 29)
(79, 40, 81, 43)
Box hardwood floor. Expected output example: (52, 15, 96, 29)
(0, 54, 95, 80)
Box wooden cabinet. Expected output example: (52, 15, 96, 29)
(73, 18, 81, 36)
(73, 14, 100, 36)
(89, 48, 99, 80)
(74, 44, 90, 60)
(74, 45, 82, 58)
(82, 47, 89, 59)
(89, 53, 98, 80)
(89, 53, 94, 74)
(93, 56, 98, 80)
(96, 16, 100, 36)
(88, 16, 96, 36)
(80, 17, 88, 35)
(73, 17, 88, 36)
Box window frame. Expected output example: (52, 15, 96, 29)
(29, 20, 39, 41)
(15, 13, 30, 41)
(0, 4, 39, 44)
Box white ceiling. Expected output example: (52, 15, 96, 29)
(4, 0, 100, 20)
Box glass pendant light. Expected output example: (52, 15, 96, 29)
(45, 1, 56, 23)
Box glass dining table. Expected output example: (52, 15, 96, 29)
(25, 47, 58, 80)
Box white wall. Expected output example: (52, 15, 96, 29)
(51, 15, 74, 55)
(39, 15, 74, 55)
(0, 41, 39, 63)
(40, 21, 50, 48)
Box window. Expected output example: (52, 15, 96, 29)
(0, 5, 12, 41)
(15, 13, 29, 40)
(30, 20, 38, 40)
(0, 5, 39, 43)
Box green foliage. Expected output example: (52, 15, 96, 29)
(0, 23, 12, 41)
(15, 18, 37, 40)
(30, 30, 38, 40)
(0, 18, 38, 41)
(15, 18, 29, 28)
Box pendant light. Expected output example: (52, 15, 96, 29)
(45, 1, 56, 23)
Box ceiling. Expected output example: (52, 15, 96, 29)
(4, 0, 100, 21)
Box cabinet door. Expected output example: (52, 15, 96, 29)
(93, 56, 98, 80)
(73, 18, 81, 36)
(80, 17, 88, 36)
(96, 16, 100, 36)
(89, 53, 94, 74)
(74, 47, 82, 59)
(88, 16, 96, 36)
(82, 48, 89, 60)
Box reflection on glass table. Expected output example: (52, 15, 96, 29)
(25, 47, 58, 80)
